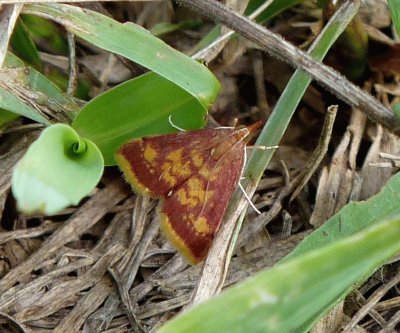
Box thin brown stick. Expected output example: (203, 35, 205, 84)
(378, 309, 400, 333)
(0, 4, 23, 68)
(252, 50, 270, 120)
(0, 311, 30, 333)
(0, 221, 60, 245)
(108, 268, 144, 333)
(290, 105, 338, 202)
(67, 31, 77, 96)
(343, 271, 400, 332)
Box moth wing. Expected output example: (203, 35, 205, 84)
(115, 128, 235, 197)
(159, 140, 246, 264)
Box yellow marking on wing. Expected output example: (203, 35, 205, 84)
(167, 148, 182, 162)
(192, 152, 204, 168)
(188, 177, 212, 201)
(175, 177, 214, 208)
(187, 177, 202, 191)
(143, 144, 157, 167)
(160, 211, 198, 264)
(161, 148, 192, 186)
(161, 161, 177, 186)
(193, 217, 209, 234)
(172, 161, 191, 177)
(199, 166, 212, 179)
(115, 152, 154, 197)
(176, 188, 201, 208)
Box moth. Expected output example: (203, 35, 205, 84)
(116, 124, 258, 264)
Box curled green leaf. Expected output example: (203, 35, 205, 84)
(12, 124, 104, 215)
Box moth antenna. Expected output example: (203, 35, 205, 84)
(215, 126, 235, 130)
(238, 182, 261, 215)
(243, 142, 247, 169)
(168, 115, 186, 132)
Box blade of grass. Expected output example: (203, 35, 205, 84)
(176, 0, 398, 133)
(0, 52, 79, 124)
(190, 0, 300, 58)
(23, 3, 220, 111)
(190, 0, 362, 304)
(245, 0, 361, 182)
(283, 171, 400, 261)
(388, 0, 400, 36)
(10, 18, 43, 71)
(245, 0, 303, 22)
(158, 213, 400, 333)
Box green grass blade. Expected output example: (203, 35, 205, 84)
(388, 0, 400, 36)
(10, 18, 43, 71)
(21, 14, 68, 54)
(284, 171, 400, 261)
(158, 213, 400, 333)
(0, 53, 79, 124)
(23, 3, 220, 110)
(245, 0, 303, 22)
(150, 20, 202, 37)
(244, 0, 361, 182)
(0, 109, 19, 128)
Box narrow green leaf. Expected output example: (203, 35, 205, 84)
(393, 103, 400, 119)
(245, 0, 303, 22)
(12, 124, 104, 215)
(191, 0, 301, 57)
(3, 52, 25, 67)
(284, 172, 400, 261)
(0, 53, 79, 124)
(0, 109, 19, 128)
(388, 0, 400, 36)
(189, 24, 222, 56)
(23, 3, 220, 110)
(158, 215, 400, 333)
(21, 14, 68, 54)
(10, 18, 43, 70)
(150, 20, 202, 37)
(72, 72, 206, 166)
(0, 76, 49, 125)
(244, 1, 360, 183)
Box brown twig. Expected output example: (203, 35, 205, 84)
(0, 179, 129, 294)
(108, 268, 144, 333)
(0, 4, 22, 68)
(0, 311, 29, 333)
(67, 31, 78, 96)
(290, 105, 338, 202)
(252, 50, 270, 120)
(343, 271, 400, 332)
